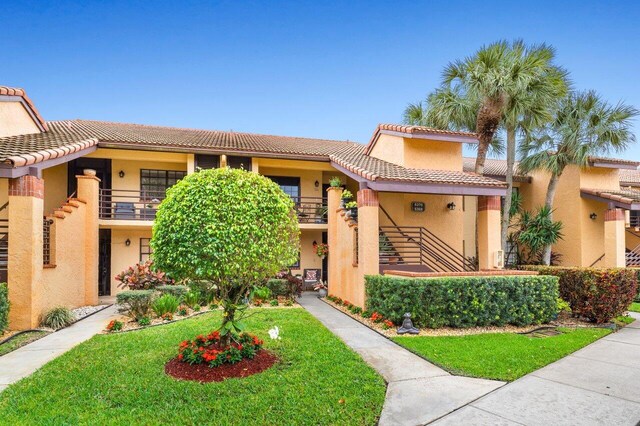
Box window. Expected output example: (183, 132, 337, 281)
(265, 176, 300, 199)
(140, 238, 153, 262)
(227, 155, 252, 171)
(140, 169, 187, 197)
(195, 154, 220, 170)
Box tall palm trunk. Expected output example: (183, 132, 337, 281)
(541, 171, 561, 265)
(474, 100, 503, 174)
(500, 127, 516, 253)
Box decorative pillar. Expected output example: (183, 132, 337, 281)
(77, 172, 100, 305)
(477, 196, 502, 270)
(186, 154, 196, 174)
(8, 175, 44, 329)
(356, 188, 379, 307)
(604, 208, 625, 267)
(326, 187, 342, 296)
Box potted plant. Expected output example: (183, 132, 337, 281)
(345, 201, 358, 220)
(315, 242, 329, 259)
(341, 190, 353, 208)
(329, 176, 342, 188)
(313, 281, 328, 298)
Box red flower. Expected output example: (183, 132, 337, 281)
(178, 354, 184, 361)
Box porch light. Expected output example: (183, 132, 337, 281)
(314, 180, 320, 188)
(118, 170, 125, 178)
(447, 202, 456, 211)
(590, 213, 597, 220)
(125, 238, 131, 247)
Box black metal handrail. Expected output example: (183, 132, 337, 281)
(290, 196, 327, 224)
(99, 189, 167, 220)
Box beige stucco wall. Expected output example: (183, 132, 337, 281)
(403, 139, 463, 171)
(110, 228, 152, 295)
(462, 196, 477, 259)
(0, 101, 41, 137)
(43, 164, 68, 215)
(369, 133, 405, 166)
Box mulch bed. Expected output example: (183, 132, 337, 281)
(165, 350, 278, 383)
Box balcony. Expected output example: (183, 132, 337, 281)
(98, 190, 328, 226)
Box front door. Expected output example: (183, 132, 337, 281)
(98, 229, 111, 296)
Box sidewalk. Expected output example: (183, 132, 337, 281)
(0, 305, 120, 393)
(434, 312, 640, 425)
(297, 294, 504, 425)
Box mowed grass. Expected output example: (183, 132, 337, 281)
(0, 331, 49, 356)
(394, 327, 610, 382)
(0, 308, 385, 425)
(628, 302, 640, 313)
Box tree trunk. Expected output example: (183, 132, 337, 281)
(220, 305, 236, 347)
(542, 172, 561, 265)
(500, 127, 516, 254)
(474, 100, 503, 175)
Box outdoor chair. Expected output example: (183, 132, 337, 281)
(114, 202, 136, 219)
(302, 268, 321, 291)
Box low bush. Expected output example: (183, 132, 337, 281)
(253, 286, 272, 302)
(116, 290, 155, 319)
(525, 266, 637, 323)
(106, 320, 123, 332)
(115, 260, 173, 290)
(178, 330, 263, 367)
(157, 285, 189, 300)
(41, 307, 76, 330)
(365, 275, 559, 328)
(0, 282, 8, 334)
(152, 294, 180, 317)
(183, 291, 200, 308)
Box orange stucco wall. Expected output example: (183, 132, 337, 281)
(369, 133, 463, 171)
(0, 101, 41, 137)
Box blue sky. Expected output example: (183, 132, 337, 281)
(3, 1, 640, 158)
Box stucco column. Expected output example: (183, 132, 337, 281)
(326, 187, 341, 295)
(477, 196, 502, 270)
(604, 208, 625, 267)
(77, 172, 100, 305)
(356, 188, 379, 307)
(8, 175, 44, 329)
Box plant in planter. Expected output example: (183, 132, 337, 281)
(345, 201, 358, 220)
(340, 190, 353, 208)
(329, 176, 342, 187)
(315, 243, 329, 259)
(152, 167, 299, 348)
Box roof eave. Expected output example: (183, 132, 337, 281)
(589, 161, 639, 170)
(364, 128, 479, 156)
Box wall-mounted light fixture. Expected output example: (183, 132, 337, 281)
(411, 201, 425, 212)
(312, 240, 318, 246)
(589, 213, 597, 220)
(314, 180, 320, 188)
(447, 202, 456, 211)
(125, 238, 131, 247)
(118, 170, 125, 178)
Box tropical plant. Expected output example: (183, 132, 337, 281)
(106, 319, 123, 332)
(0, 283, 8, 334)
(183, 291, 200, 308)
(41, 307, 75, 330)
(114, 260, 174, 290)
(252, 286, 272, 302)
(329, 176, 342, 187)
(156, 285, 189, 300)
(152, 294, 180, 317)
(116, 290, 155, 319)
(519, 90, 638, 264)
(152, 168, 299, 345)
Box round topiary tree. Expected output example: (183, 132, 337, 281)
(151, 168, 299, 344)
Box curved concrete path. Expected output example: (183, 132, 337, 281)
(0, 305, 120, 393)
(297, 294, 504, 425)
(434, 312, 640, 426)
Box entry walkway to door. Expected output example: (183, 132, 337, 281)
(0, 305, 120, 393)
(297, 293, 504, 425)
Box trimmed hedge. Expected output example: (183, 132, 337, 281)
(0, 282, 8, 333)
(365, 275, 559, 328)
(156, 285, 189, 299)
(525, 266, 637, 323)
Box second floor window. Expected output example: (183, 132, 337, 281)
(140, 169, 187, 197)
(265, 176, 300, 199)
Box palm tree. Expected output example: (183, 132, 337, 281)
(519, 90, 638, 265)
(405, 40, 568, 252)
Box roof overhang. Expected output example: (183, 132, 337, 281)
(580, 189, 640, 210)
(332, 161, 507, 196)
(589, 160, 639, 170)
(365, 125, 479, 156)
(0, 144, 97, 178)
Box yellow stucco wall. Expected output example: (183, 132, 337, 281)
(0, 101, 41, 137)
(462, 196, 477, 259)
(43, 164, 68, 215)
(368, 133, 405, 166)
(110, 228, 152, 295)
(403, 139, 463, 171)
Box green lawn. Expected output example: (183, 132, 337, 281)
(0, 309, 385, 425)
(0, 331, 49, 356)
(628, 302, 640, 313)
(394, 327, 610, 382)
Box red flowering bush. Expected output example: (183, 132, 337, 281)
(382, 320, 394, 330)
(370, 312, 384, 323)
(178, 330, 264, 367)
(115, 260, 174, 290)
(106, 320, 123, 332)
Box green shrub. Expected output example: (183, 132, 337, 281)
(525, 266, 637, 323)
(138, 317, 151, 326)
(41, 306, 76, 330)
(365, 275, 559, 328)
(253, 286, 272, 301)
(116, 290, 155, 319)
(0, 283, 8, 334)
(269, 299, 279, 306)
(266, 279, 289, 296)
(183, 291, 200, 308)
(156, 285, 189, 300)
(152, 294, 180, 317)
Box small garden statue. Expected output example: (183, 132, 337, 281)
(397, 312, 419, 335)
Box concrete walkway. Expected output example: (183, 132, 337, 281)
(297, 294, 504, 425)
(0, 305, 120, 393)
(433, 312, 640, 425)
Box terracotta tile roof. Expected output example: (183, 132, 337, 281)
(621, 169, 640, 187)
(0, 86, 48, 131)
(581, 188, 640, 204)
(463, 157, 530, 182)
(365, 123, 479, 155)
(0, 131, 98, 166)
(587, 156, 640, 168)
(46, 120, 360, 159)
(331, 145, 506, 187)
